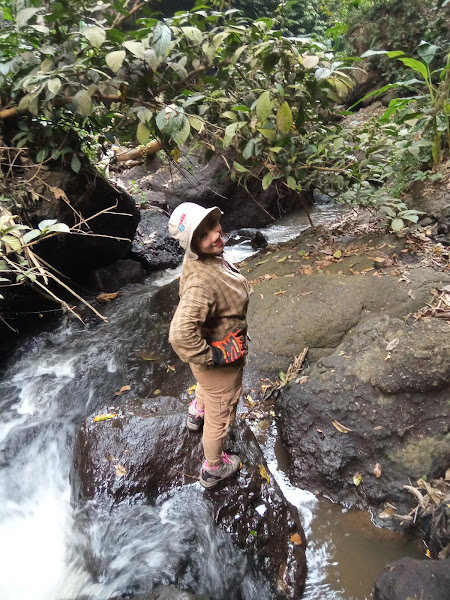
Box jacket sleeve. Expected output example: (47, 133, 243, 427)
(169, 284, 215, 366)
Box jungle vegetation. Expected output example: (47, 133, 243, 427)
(0, 0, 449, 317)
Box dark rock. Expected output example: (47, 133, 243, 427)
(146, 587, 208, 600)
(227, 229, 268, 249)
(18, 167, 139, 276)
(130, 207, 184, 271)
(276, 315, 450, 527)
(373, 557, 450, 600)
(72, 395, 307, 599)
(88, 258, 145, 293)
(119, 152, 305, 230)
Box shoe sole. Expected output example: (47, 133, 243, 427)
(199, 465, 241, 489)
(186, 416, 203, 432)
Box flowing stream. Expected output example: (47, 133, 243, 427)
(0, 205, 421, 600)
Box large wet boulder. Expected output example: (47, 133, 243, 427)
(277, 314, 450, 528)
(129, 207, 183, 271)
(71, 394, 307, 599)
(373, 557, 450, 600)
(17, 166, 140, 276)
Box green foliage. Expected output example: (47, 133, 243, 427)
(0, 0, 448, 245)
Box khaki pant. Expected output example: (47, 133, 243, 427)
(190, 364, 243, 466)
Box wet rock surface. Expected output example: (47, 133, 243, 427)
(130, 208, 184, 271)
(277, 315, 450, 524)
(241, 218, 450, 540)
(72, 395, 307, 599)
(373, 557, 450, 600)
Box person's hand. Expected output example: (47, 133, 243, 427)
(211, 328, 247, 366)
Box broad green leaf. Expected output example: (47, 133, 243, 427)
(106, 50, 126, 73)
(1, 235, 21, 252)
(173, 116, 190, 146)
(143, 48, 158, 71)
(258, 128, 276, 141)
(233, 162, 248, 173)
(137, 122, 150, 145)
(36, 147, 48, 163)
(221, 111, 237, 121)
(137, 107, 153, 122)
(231, 44, 247, 65)
(276, 102, 293, 134)
(262, 172, 273, 190)
(223, 122, 239, 148)
(402, 214, 419, 223)
(16, 7, 40, 28)
(22, 230, 41, 244)
(71, 155, 81, 174)
(181, 26, 202, 44)
(286, 176, 297, 190)
(303, 55, 319, 69)
(315, 67, 331, 81)
(391, 218, 404, 232)
(212, 31, 230, 47)
(83, 26, 106, 49)
(417, 42, 439, 66)
(242, 139, 255, 160)
(47, 78, 61, 95)
(73, 90, 92, 116)
(397, 57, 428, 81)
(152, 22, 172, 57)
(40, 58, 53, 73)
(187, 114, 204, 132)
(123, 41, 145, 59)
(256, 91, 271, 125)
(38, 219, 57, 231)
(48, 223, 70, 233)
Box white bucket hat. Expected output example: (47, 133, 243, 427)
(168, 202, 223, 260)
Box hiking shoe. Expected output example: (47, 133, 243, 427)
(187, 398, 204, 432)
(199, 453, 241, 489)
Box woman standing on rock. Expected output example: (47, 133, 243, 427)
(168, 202, 250, 489)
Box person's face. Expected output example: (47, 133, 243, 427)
(192, 216, 224, 256)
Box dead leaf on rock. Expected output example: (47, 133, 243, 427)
(93, 413, 118, 422)
(378, 506, 396, 519)
(386, 338, 399, 351)
(290, 533, 302, 545)
(259, 464, 271, 484)
(274, 290, 286, 296)
(115, 464, 127, 478)
(373, 463, 382, 478)
(166, 365, 176, 373)
(353, 472, 362, 486)
(301, 267, 313, 275)
(115, 385, 131, 396)
(96, 292, 119, 304)
(332, 419, 352, 433)
(373, 425, 383, 431)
